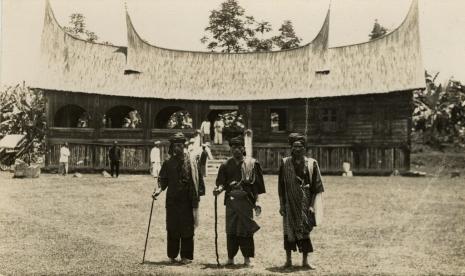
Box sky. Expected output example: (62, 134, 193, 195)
(1, 0, 464, 86)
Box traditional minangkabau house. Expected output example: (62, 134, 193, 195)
(32, 0, 425, 174)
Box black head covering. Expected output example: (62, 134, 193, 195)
(168, 132, 186, 156)
(169, 132, 187, 144)
(229, 136, 244, 146)
(288, 133, 306, 146)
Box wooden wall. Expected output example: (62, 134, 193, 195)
(44, 90, 412, 174)
(249, 92, 412, 173)
(47, 143, 171, 172)
(253, 144, 407, 174)
(251, 91, 412, 146)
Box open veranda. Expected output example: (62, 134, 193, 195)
(0, 172, 464, 276)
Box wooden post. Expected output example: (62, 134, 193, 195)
(247, 102, 252, 129)
(193, 102, 201, 129)
(143, 101, 150, 140)
(44, 90, 51, 167)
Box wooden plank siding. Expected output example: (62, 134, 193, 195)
(254, 144, 407, 174)
(44, 90, 413, 174)
(47, 143, 171, 173)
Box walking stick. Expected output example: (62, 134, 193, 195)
(142, 180, 161, 265)
(214, 195, 220, 266)
(141, 196, 155, 264)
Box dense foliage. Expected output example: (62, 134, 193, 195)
(0, 84, 47, 164)
(413, 72, 465, 147)
(63, 13, 112, 45)
(369, 19, 388, 40)
(201, 0, 301, 52)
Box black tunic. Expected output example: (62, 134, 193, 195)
(108, 146, 121, 161)
(216, 158, 266, 205)
(216, 158, 266, 236)
(159, 156, 204, 238)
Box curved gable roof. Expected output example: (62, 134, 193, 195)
(34, 0, 424, 100)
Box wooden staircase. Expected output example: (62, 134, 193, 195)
(206, 143, 230, 175)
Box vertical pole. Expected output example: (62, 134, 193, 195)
(305, 98, 309, 139)
(214, 195, 220, 266)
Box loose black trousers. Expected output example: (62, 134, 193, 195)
(167, 232, 194, 260)
(110, 160, 119, 177)
(227, 234, 254, 258)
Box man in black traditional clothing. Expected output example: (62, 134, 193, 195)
(152, 132, 205, 264)
(108, 140, 121, 178)
(278, 133, 324, 269)
(213, 136, 266, 266)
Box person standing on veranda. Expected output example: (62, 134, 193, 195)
(213, 115, 224, 145)
(150, 141, 162, 178)
(59, 142, 70, 176)
(278, 133, 324, 269)
(152, 132, 205, 264)
(200, 118, 211, 143)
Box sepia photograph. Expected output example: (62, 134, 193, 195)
(1, 0, 464, 275)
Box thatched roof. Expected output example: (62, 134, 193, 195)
(34, 0, 425, 100)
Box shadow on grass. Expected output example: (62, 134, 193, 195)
(201, 263, 250, 270)
(141, 260, 183, 267)
(266, 265, 315, 273)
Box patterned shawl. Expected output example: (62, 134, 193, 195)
(282, 156, 322, 241)
(241, 157, 256, 184)
(182, 153, 200, 198)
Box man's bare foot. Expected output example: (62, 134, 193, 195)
(180, 258, 192, 265)
(226, 258, 234, 265)
(302, 262, 316, 270)
(244, 257, 253, 267)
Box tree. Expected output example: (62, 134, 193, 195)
(247, 20, 273, 52)
(201, 0, 301, 53)
(63, 13, 99, 43)
(0, 84, 47, 165)
(440, 78, 465, 144)
(272, 20, 302, 50)
(201, 0, 259, 53)
(413, 71, 465, 146)
(369, 19, 388, 40)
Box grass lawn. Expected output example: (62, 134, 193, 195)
(0, 172, 464, 275)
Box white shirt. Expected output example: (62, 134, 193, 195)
(150, 147, 161, 163)
(200, 121, 211, 134)
(214, 120, 224, 131)
(193, 134, 201, 148)
(59, 146, 70, 163)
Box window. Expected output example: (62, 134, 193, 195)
(321, 108, 338, 133)
(373, 109, 392, 135)
(54, 105, 89, 127)
(270, 108, 287, 132)
(105, 105, 142, 128)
